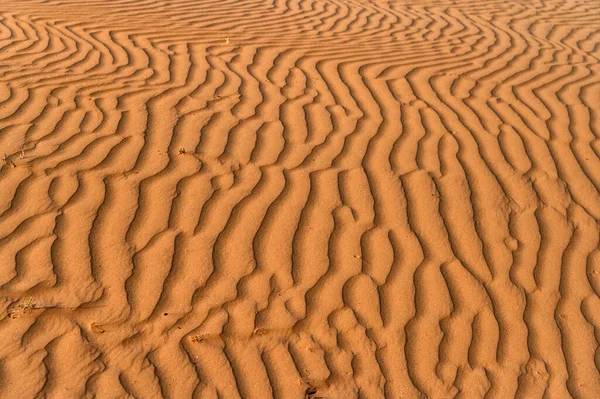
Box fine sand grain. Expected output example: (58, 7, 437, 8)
(0, 0, 599, 398)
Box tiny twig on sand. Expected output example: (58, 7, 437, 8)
(2, 153, 16, 168)
(7, 296, 36, 319)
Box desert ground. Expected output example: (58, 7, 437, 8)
(0, 0, 599, 398)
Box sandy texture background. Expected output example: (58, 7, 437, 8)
(0, 0, 599, 397)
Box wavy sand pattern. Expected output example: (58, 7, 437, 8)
(0, 0, 599, 397)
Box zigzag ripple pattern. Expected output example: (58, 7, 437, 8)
(0, 0, 599, 397)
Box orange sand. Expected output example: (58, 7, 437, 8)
(0, 1, 599, 397)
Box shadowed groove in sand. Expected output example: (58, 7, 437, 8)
(0, 0, 599, 397)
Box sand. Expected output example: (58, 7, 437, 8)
(0, 0, 599, 397)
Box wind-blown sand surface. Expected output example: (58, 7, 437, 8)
(0, 0, 599, 397)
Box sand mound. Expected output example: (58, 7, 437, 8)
(0, 0, 599, 397)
